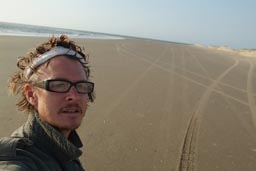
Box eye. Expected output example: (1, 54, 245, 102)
(49, 81, 69, 91)
(76, 83, 88, 92)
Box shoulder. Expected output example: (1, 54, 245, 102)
(0, 136, 63, 171)
(0, 137, 37, 171)
(0, 137, 33, 158)
(0, 160, 36, 171)
(0, 137, 54, 171)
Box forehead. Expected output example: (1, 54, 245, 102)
(38, 56, 87, 81)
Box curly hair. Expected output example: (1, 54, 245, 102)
(8, 35, 95, 114)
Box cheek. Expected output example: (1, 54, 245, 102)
(81, 95, 89, 108)
(37, 93, 60, 112)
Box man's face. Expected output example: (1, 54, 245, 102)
(31, 56, 89, 135)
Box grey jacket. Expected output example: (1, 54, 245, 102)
(0, 113, 85, 171)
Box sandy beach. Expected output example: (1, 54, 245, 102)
(0, 36, 256, 171)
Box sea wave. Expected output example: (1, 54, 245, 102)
(0, 22, 124, 39)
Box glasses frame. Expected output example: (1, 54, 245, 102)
(32, 79, 94, 94)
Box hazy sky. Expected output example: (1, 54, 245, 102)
(0, 0, 255, 49)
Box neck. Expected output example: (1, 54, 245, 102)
(61, 130, 71, 138)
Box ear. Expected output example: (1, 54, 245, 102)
(24, 84, 37, 106)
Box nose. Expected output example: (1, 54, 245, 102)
(65, 86, 80, 101)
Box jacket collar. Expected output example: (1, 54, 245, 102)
(11, 113, 83, 163)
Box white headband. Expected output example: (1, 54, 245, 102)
(26, 46, 85, 79)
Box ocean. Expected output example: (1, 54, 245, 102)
(0, 22, 124, 39)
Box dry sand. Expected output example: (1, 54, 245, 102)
(1, 36, 256, 171)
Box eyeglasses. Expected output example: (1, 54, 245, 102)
(32, 79, 94, 94)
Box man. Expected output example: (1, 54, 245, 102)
(0, 35, 95, 171)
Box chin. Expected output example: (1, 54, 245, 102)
(62, 115, 83, 127)
(63, 121, 81, 130)
(56, 125, 80, 135)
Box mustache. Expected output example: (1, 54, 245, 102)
(59, 103, 82, 112)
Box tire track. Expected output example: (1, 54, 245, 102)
(177, 48, 210, 171)
(246, 60, 256, 128)
(86, 42, 169, 129)
(179, 48, 191, 118)
(220, 81, 256, 142)
(152, 47, 175, 171)
(158, 46, 252, 96)
(121, 45, 249, 107)
(102, 43, 169, 117)
(190, 48, 256, 137)
(186, 49, 211, 79)
(165, 50, 249, 95)
(121, 44, 247, 171)
(178, 58, 239, 171)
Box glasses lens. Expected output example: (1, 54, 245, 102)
(76, 82, 93, 94)
(49, 80, 70, 92)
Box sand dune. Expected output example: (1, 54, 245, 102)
(194, 44, 256, 57)
(1, 36, 256, 171)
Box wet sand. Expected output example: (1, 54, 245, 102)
(0, 36, 256, 171)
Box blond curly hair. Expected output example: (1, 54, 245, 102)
(8, 35, 95, 113)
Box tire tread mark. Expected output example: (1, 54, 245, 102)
(246, 60, 256, 127)
(178, 59, 239, 171)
